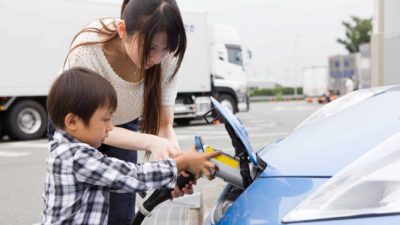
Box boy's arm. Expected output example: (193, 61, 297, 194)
(72, 147, 178, 192)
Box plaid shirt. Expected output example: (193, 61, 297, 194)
(40, 129, 177, 225)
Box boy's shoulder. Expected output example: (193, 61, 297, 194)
(50, 129, 96, 157)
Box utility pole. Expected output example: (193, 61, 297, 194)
(371, 0, 384, 87)
(293, 33, 301, 96)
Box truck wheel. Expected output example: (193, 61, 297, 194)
(219, 94, 237, 114)
(0, 117, 3, 139)
(175, 118, 192, 126)
(5, 100, 47, 140)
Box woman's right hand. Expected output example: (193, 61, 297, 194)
(148, 136, 181, 160)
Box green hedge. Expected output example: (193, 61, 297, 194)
(249, 86, 303, 96)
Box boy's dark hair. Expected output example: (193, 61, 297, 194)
(47, 67, 117, 129)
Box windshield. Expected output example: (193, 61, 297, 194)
(295, 86, 392, 129)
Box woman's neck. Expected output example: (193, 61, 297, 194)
(101, 35, 142, 83)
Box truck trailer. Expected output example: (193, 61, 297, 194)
(0, 0, 119, 140)
(0, 1, 249, 140)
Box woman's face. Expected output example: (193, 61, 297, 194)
(124, 31, 169, 70)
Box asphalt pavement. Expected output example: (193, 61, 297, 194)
(0, 101, 321, 225)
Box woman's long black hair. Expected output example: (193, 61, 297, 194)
(66, 0, 186, 135)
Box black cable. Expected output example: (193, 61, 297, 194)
(131, 171, 195, 225)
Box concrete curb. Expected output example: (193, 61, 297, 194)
(187, 208, 200, 225)
(199, 178, 226, 224)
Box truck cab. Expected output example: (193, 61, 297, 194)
(174, 11, 249, 125)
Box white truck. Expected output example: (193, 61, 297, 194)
(0, 2, 249, 140)
(174, 11, 249, 125)
(302, 66, 329, 97)
(0, 0, 120, 140)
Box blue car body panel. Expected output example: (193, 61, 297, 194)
(207, 86, 400, 225)
(216, 177, 400, 225)
(258, 89, 400, 177)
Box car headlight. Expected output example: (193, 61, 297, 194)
(283, 132, 400, 223)
(211, 185, 242, 223)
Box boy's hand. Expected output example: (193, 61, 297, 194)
(202, 167, 215, 181)
(198, 150, 220, 179)
(170, 182, 194, 198)
(170, 171, 196, 199)
(190, 148, 220, 179)
(174, 147, 221, 181)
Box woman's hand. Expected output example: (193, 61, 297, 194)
(148, 136, 181, 159)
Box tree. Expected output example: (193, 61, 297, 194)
(337, 16, 372, 53)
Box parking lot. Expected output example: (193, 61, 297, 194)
(0, 101, 321, 225)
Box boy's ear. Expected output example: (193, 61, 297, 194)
(64, 113, 79, 131)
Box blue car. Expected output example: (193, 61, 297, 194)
(204, 85, 400, 225)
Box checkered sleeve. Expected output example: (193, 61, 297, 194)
(72, 147, 178, 192)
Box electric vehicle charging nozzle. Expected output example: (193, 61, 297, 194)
(195, 136, 244, 189)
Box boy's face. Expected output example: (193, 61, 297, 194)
(75, 106, 114, 148)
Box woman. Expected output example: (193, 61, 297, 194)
(48, 0, 190, 224)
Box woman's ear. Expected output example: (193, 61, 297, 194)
(64, 113, 79, 131)
(116, 20, 127, 40)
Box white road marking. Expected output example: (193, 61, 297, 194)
(181, 125, 225, 131)
(0, 151, 32, 157)
(0, 142, 47, 149)
(177, 119, 278, 132)
(177, 132, 287, 141)
(248, 121, 277, 127)
(176, 130, 228, 135)
(275, 105, 318, 111)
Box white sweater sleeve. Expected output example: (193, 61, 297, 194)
(161, 54, 179, 106)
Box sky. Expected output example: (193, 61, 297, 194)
(176, 0, 374, 86)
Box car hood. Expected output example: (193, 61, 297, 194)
(216, 176, 400, 225)
(257, 86, 400, 177)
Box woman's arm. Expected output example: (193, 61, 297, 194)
(103, 126, 180, 159)
(158, 106, 180, 149)
(158, 106, 197, 198)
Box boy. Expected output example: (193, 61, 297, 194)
(40, 67, 219, 225)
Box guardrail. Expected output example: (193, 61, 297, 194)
(250, 95, 305, 102)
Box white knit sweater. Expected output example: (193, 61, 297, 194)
(64, 20, 179, 125)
